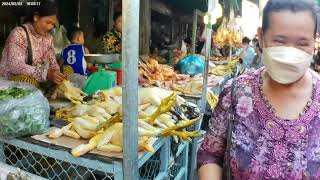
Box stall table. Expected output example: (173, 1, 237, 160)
(0, 136, 186, 180)
(0, 162, 47, 180)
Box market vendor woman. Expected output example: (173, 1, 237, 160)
(198, 0, 320, 179)
(0, 1, 66, 88)
(101, 12, 122, 54)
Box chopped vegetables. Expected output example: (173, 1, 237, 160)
(0, 86, 49, 138)
(0, 87, 32, 101)
(0, 109, 48, 137)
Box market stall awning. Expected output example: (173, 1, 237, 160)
(164, 0, 207, 13)
(163, 0, 245, 16)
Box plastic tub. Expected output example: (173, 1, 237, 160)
(106, 68, 122, 86)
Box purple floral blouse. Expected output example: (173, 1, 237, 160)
(198, 68, 320, 179)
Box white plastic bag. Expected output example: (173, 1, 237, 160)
(69, 73, 88, 89)
(0, 80, 50, 138)
(181, 40, 187, 54)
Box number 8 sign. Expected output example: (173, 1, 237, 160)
(67, 50, 77, 64)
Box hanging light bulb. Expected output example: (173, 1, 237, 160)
(203, 14, 209, 24)
(204, 0, 222, 25)
(211, 16, 217, 24)
(214, 2, 223, 18)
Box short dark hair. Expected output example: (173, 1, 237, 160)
(26, 0, 58, 22)
(67, 27, 83, 42)
(242, 37, 251, 44)
(252, 37, 258, 43)
(150, 44, 159, 54)
(113, 12, 122, 22)
(262, 0, 318, 36)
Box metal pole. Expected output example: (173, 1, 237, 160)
(199, 0, 215, 135)
(122, 0, 140, 179)
(108, 0, 115, 31)
(189, 0, 216, 179)
(76, 0, 80, 27)
(191, 10, 206, 55)
(191, 10, 198, 54)
(171, 19, 174, 42)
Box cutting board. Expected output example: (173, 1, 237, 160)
(32, 128, 157, 159)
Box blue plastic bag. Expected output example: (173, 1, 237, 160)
(176, 55, 205, 75)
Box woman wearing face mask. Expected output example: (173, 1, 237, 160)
(0, 0, 66, 88)
(198, 0, 320, 179)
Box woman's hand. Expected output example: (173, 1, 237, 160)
(47, 69, 66, 84)
(198, 163, 222, 180)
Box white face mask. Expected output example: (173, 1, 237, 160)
(262, 46, 312, 84)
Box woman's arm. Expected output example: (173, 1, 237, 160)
(5, 27, 44, 81)
(45, 37, 68, 84)
(197, 86, 232, 179)
(45, 37, 66, 84)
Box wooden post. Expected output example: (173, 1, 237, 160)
(139, 0, 151, 55)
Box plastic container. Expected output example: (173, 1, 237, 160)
(106, 68, 122, 85)
(91, 66, 98, 72)
(83, 68, 117, 95)
(108, 61, 122, 70)
(107, 61, 122, 86)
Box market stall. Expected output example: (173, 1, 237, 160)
(0, 83, 201, 179)
(0, 2, 204, 180)
(0, 162, 46, 180)
(0, 0, 247, 179)
(0, 1, 190, 180)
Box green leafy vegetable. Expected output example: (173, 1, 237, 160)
(0, 87, 32, 101)
(0, 108, 49, 137)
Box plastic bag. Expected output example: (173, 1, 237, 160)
(176, 55, 205, 75)
(181, 40, 187, 54)
(69, 73, 88, 89)
(0, 80, 50, 138)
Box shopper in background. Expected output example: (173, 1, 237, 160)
(198, 0, 320, 179)
(252, 41, 263, 69)
(236, 36, 256, 69)
(0, 0, 65, 88)
(101, 12, 122, 54)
